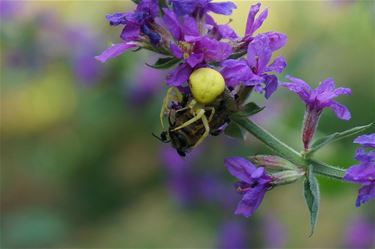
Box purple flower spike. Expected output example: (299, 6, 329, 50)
(344, 133, 375, 207)
(354, 134, 375, 148)
(344, 215, 375, 249)
(224, 157, 272, 217)
(282, 75, 351, 149)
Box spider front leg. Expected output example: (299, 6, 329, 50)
(205, 106, 215, 122)
(192, 114, 210, 148)
(160, 87, 183, 128)
(171, 109, 206, 131)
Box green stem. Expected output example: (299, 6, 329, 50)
(232, 115, 346, 180)
(232, 115, 305, 165)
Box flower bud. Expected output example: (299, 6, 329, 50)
(271, 169, 305, 186)
(249, 155, 298, 171)
(189, 68, 225, 104)
(302, 107, 322, 150)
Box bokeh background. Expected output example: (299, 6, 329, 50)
(1, 0, 375, 248)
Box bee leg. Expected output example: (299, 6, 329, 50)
(192, 114, 210, 148)
(171, 109, 205, 131)
(160, 87, 183, 128)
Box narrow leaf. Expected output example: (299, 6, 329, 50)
(229, 51, 247, 60)
(304, 165, 320, 237)
(146, 57, 180, 69)
(131, 0, 140, 4)
(224, 122, 245, 140)
(308, 123, 372, 155)
(238, 102, 265, 117)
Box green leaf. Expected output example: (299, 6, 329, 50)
(131, 0, 140, 4)
(224, 122, 245, 140)
(238, 102, 265, 117)
(304, 165, 320, 236)
(307, 123, 372, 155)
(229, 51, 247, 60)
(146, 57, 180, 69)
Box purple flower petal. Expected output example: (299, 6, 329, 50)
(316, 77, 335, 93)
(181, 15, 200, 36)
(282, 75, 312, 103)
(161, 8, 182, 40)
(266, 56, 286, 74)
(217, 24, 238, 39)
(252, 8, 268, 34)
(197, 37, 232, 62)
(120, 23, 140, 41)
(344, 163, 375, 185)
(166, 63, 193, 86)
(354, 134, 375, 148)
(221, 59, 253, 87)
(224, 157, 256, 182)
(356, 184, 375, 207)
(106, 12, 128, 26)
(95, 43, 137, 63)
(264, 74, 278, 99)
(234, 186, 267, 217)
(170, 43, 183, 58)
(328, 101, 351, 120)
(245, 2, 261, 36)
(170, 0, 199, 16)
(207, 1, 237, 15)
(186, 53, 204, 67)
(264, 32, 288, 51)
(334, 87, 352, 96)
(355, 147, 375, 163)
(247, 35, 272, 72)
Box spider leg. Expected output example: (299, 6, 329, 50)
(205, 106, 215, 122)
(160, 87, 183, 128)
(171, 109, 205, 131)
(192, 114, 209, 148)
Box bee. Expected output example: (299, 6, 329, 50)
(155, 68, 238, 156)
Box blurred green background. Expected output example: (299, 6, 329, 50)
(1, 1, 374, 248)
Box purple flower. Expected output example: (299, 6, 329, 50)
(344, 215, 375, 249)
(160, 8, 232, 86)
(217, 220, 248, 249)
(344, 134, 375, 207)
(96, 0, 160, 63)
(160, 146, 199, 206)
(240, 3, 287, 49)
(354, 134, 375, 148)
(169, 0, 236, 17)
(263, 215, 287, 249)
(282, 75, 352, 149)
(224, 157, 272, 217)
(221, 34, 286, 98)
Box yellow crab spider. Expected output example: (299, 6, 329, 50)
(168, 67, 225, 148)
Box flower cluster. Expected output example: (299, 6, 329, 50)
(96, 0, 287, 97)
(96, 0, 373, 232)
(344, 134, 375, 207)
